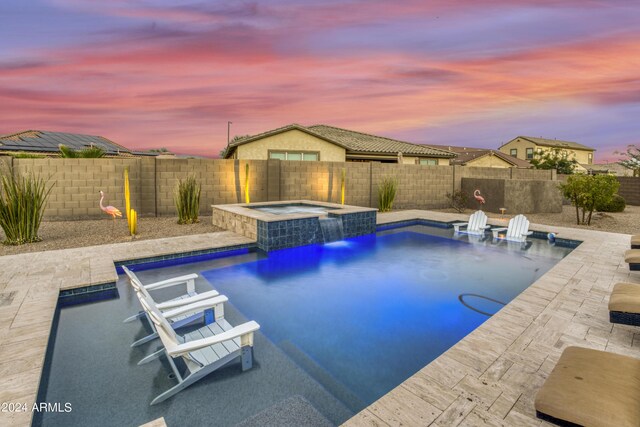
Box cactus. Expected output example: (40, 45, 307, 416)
(128, 209, 138, 235)
(245, 163, 250, 204)
(124, 167, 136, 236)
(340, 168, 346, 205)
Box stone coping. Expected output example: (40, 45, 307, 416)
(0, 211, 637, 426)
(212, 199, 377, 223)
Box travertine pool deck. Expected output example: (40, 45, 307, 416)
(0, 210, 637, 426)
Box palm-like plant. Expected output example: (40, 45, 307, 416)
(59, 144, 105, 158)
(0, 172, 53, 244)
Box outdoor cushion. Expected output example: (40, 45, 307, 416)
(609, 282, 640, 313)
(632, 235, 640, 249)
(535, 346, 640, 427)
(626, 249, 640, 264)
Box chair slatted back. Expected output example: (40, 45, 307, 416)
(468, 210, 488, 232)
(137, 292, 182, 350)
(507, 214, 530, 238)
(122, 266, 153, 300)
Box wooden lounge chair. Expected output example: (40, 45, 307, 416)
(535, 346, 640, 427)
(609, 282, 640, 326)
(491, 214, 533, 242)
(631, 235, 640, 249)
(122, 266, 221, 347)
(136, 292, 260, 405)
(451, 210, 490, 236)
(626, 250, 640, 271)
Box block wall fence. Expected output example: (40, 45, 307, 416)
(2, 155, 618, 220)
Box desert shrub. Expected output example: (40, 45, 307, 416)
(174, 175, 201, 224)
(0, 172, 53, 244)
(559, 174, 620, 225)
(446, 190, 468, 213)
(377, 177, 397, 212)
(596, 194, 626, 213)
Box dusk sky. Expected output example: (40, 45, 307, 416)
(1, 1, 639, 160)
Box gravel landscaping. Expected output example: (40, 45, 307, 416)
(0, 216, 222, 256)
(1, 205, 637, 256)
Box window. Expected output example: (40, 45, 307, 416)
(588, 153, 593, 164)
(510, 149, 517, 157)
(526, 148, 534, 160)
(268, 151, 319, 161)
(419, 159, 438, 165)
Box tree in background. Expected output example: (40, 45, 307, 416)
(58, 144, 105, 158)
(617, 145, 640, 177)
(219, 135, 251, 158)
(559, 174, 620, 225)
(530, 148, 578, 174)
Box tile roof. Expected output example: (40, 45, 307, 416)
(0, 130, 150, 156)
(428, 144, 531, 168)
(226, 123, 456, 158)
(503, 136, 595, 151)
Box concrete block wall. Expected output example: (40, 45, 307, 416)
(13, 158, 141, 219)
(6, 158, 562, 218)
(0, 156, 12, 179)
(373, 163, 453, 209)
(462, 177, 562, 213)
(617, 177, 640, 206)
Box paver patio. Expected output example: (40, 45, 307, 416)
(0, 210, 636, 426)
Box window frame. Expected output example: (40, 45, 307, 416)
(268, 150, 321, 161)
(526, 148, 534, 160)
(419, 158, 439, 166)
(510, 148, 518, 157)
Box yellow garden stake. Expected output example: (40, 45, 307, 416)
(245, 163, 250, 204)
(341, 168, 346, 205)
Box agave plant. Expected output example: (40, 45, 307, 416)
(174, 175, 201, 224)
(0, 172, 53, 245)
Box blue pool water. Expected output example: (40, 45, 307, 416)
(202, 225, 572, 408)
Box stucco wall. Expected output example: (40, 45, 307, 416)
(466, 154, 512, 168)
(499, 137, 594, 164)
(235, 129, 346, 161)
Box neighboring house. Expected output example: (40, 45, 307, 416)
(223, 124, 456, 165)
(498, 136, 595, 167)
(428, 145, 531, 168)
(0, 130, 154, 158)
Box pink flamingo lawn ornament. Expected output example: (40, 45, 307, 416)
(474, 189, 486, 207)
(99, 190, 122, 231)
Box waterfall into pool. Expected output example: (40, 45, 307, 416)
(319, 217, 344, 243)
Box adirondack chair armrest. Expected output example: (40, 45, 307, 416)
(523, 231, 533, 236)
(169, 321, 261, 356)
(145, 273, 199, 291)
(452, 222, 468, 233)
(480, 225, 491, 229)
(162, 295, 228, 319)
(156, 289, 220, 310)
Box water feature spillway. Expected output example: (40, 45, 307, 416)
(319, 217, 344, 243)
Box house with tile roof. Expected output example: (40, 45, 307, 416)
(427, 145, 531, 168)
(223, 124, 456, 165)
(0, 130, 154, 158)
(498, 136, 595, 168)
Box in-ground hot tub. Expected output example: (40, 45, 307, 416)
(212, 200, 377, 251)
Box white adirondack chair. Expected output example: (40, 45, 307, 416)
(122, 266, 221, 347)
(136, 291, 260, 405)
(492, 214, 533, 242)
(452, 210, 490, 236)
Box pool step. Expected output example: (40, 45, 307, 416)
(235, 395, 333, 427)
(278, 340, 365, 413)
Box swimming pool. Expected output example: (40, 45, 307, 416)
(35, 224, 573, 426)
(201, 225, 572, 408)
